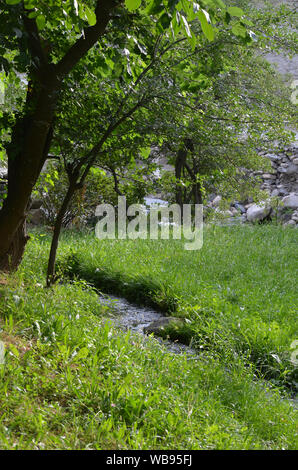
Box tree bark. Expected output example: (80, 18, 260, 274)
(46, 182, 77, 287)
(0, 78, 60, 270)
(175, 148, 187, 209)
(0, 218, 30, 272)
(174, 140, 203, 219)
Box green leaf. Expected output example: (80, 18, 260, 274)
(198, 10, 214, 41)
(146, 0, 163, 15)
(9, 344, 19, 358)
(105, 57, 115, 70)
(241, 18, 253, 27)
(36, 15, 46, 30)
(75, 347, 89, 360)
(231, 23, 246, 38)
(227, 6, 244, 17)
(125, 0, 142, 11)
(212, 0, 225, 8)
(168, 0, 179, 11)
(6, 0, 22, 4)
(28, 11, 39, 19)
(85, 6, 97, 26)
(140, 147, 151, 159)
(189, 31, 197, 50)
(158, 12, 171, 30)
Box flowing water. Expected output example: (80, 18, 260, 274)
(99, 294, 198, 357)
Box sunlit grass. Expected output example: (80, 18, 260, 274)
(57, 225, 298, 391)
(0, 225, 297, 449)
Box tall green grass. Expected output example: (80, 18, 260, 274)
(0, 226, 297, 449)
(56, 225, 298, 391)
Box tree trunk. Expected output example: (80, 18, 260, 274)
(192, 159, 202, 205)
(0, 219, 30, 272)
(46, 183, 76, 287)
(0, 89, 57, 270)
(175, 148, 187, 209)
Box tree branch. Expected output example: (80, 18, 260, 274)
(22, 10, 48, 70)
(55, 0, 121, 78)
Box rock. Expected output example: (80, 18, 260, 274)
(211, 195, 222, 207)
(30, 199, 43, 210)
(278, 208, 294, 223)
(0, 167, 7, 179)
(279, 164, 298, 175)
(225, 210, 234, 217)
(246, 204, 271, 222)
(262, 173, 276, 179)
(143, 317, 184, 336)
(28, 208, 44, 225)
(208, 193, 217, 203)
(283, 220, 296, 227)
(276, 186, 289, 196)
(266, 153, 280, 162)
(215, 208, 233, 217)
(230, 207, 239, 216)
(281, 194, 298, 209)
(206, 144, 298, 223)
(233, 203, 246, 214)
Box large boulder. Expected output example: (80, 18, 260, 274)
(282, 193, 298, 210)
(246, 204, 271, 222)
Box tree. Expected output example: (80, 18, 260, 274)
(44, 28, 187, 285)
(38, 0, 297, 284)
(166, 50, 296, 209)
(155, 3, 297, 210)
(0, 0, 260, 272)
(0, 0, 125, 271)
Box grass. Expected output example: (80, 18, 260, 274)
(58, 225, 298, 391)
(0, 225, 297, 449)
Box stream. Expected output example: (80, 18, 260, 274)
(99, 294, 198, 357)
